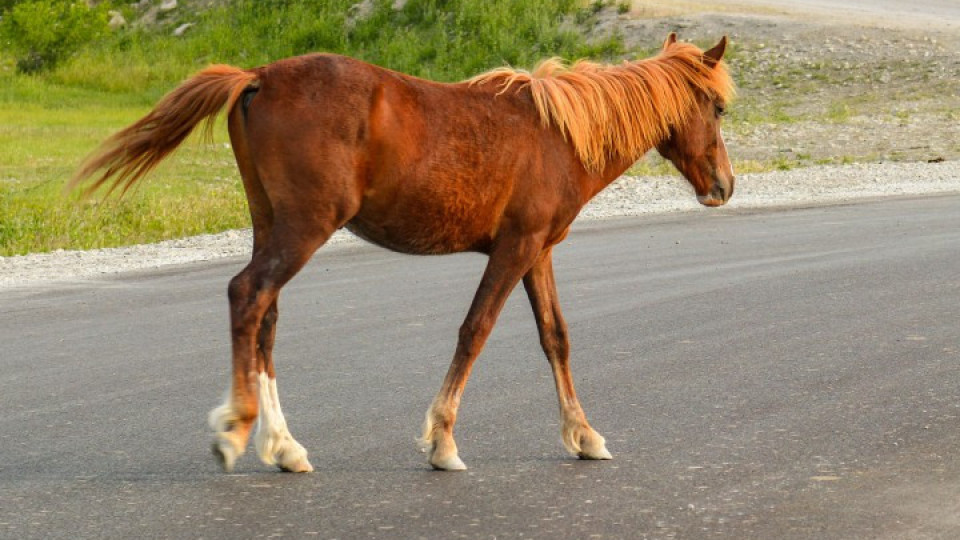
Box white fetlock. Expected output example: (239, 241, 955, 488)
(212, 432, 245, 472)
(209, 401, 247, 472)
(254, 373, 314, 473)
(208, 401, 237, 433)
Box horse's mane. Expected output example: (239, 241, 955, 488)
(469, 43, 735, 173)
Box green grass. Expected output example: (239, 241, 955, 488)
(826, 102, 852, 123)
(43, 0, 622, 93)
(1, 173, 247, 256)
(627, 153, 797, 177)
(0, 101, 246, 255)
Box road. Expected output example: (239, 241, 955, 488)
(1, 195, 959, 539)
(734, 0, 960, 29)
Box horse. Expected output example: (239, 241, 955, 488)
(70, 33, 736, 473)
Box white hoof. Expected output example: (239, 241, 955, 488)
(258, 434, 314, 473)
(431, 453, 467, 471)
(578, 445, 613, 460)
(562, 419, 613, 461)
(577, 431, 613, 460)
(418, 437, 467, 470)
(278, 453, 314, 473)
(419, 405, 467, 470)
(212, 434, 243, 472)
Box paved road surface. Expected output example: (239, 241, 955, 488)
(2, 195, 959, 539)
(735, 0, 960, 29)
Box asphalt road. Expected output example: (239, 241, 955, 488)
(2, 195, 959, 539)
(736, 0, 960, 29)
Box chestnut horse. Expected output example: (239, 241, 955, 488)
(71, 33, 735, 473)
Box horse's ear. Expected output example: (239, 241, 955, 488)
(703, 36, 728, 67)
(662, 32, 678, 51)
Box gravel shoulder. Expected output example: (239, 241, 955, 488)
(3, 161, 958, 289)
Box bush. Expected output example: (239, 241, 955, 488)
(39, 0, 622, 94)
(0, 0, 109, 73)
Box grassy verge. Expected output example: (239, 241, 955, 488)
(0, 100, 245, 255)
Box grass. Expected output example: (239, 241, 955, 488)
(0, 69, 249, 257)
(1, 173, 247, 256)
(0, 101, 246, 255)
(627, 153, 789, 177)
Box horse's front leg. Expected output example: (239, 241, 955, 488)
(419, 236, 544, 470)
(522, 248, 611, 460)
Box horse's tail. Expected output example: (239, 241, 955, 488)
(69, 64, 259, 197)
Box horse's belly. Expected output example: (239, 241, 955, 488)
(347, 167, 511, 255)
(345, 209, 495, 255)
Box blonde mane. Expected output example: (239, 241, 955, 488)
(470, 43, 735, 172)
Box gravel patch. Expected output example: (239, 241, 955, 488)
(1, 161, 957, 289)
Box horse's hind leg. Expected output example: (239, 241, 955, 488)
(209, 109, 351, 472)
(209, 219, 335, 472)
(522, 248, 611, 460)
(251, 300, 313, 472)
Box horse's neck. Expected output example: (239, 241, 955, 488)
(582, 152, 653, 202)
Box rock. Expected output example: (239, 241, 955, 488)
(160, 0, 177, 11)
(135, 6, 159, 27)
(347, 0, 375, 20)
(173, 22, 193, 36)
(108, 10, 127, 29)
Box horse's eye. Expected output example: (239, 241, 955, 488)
(715, 104, 726, 117)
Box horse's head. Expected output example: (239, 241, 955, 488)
(656, 35, 735, 207)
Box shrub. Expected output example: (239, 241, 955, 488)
(0, 0, 109, 73)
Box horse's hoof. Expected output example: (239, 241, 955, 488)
(259, 435, 314, 473)
(420, 437, 467, 471)
(578, 446, 613, 460)
(431, 454, 468, 471)
(212, 439, 239, 472)
(277, 455, 314, 473)
(577, 436, 613, 460)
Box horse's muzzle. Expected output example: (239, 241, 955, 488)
(697, 175, 734, 207)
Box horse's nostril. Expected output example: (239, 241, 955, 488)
(713, 174, 734, 202)
(712, 182, 727, 202)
